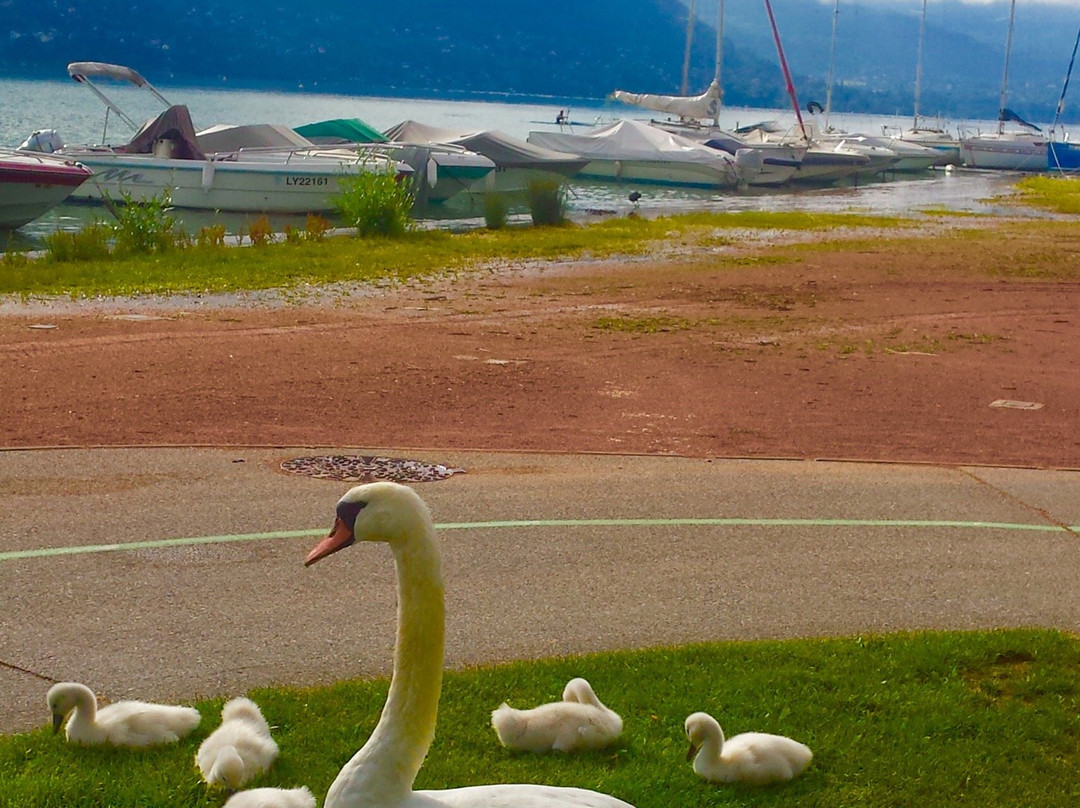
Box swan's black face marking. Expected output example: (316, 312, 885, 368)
(305, 498, 367, 566)
(337, 499, 367, 533)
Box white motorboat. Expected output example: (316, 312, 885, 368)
(640, 118, 804, 187)
(381, 120, 586, 195)
(20, 62, 411, 214)
(733, 122, 873, 184)
(893, 126, 962, 167)
(611, 3, 799, 188)
(0, 147, 92, 229)
(527, 119, 755, 189)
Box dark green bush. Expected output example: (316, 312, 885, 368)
(333, 168, 414, 237)
(526, 179, 567, 226)
(110, 190, 183, 255)
(482, 193, 510, 230)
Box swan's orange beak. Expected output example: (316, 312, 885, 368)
(305, 517, 355, 566)
(686, 741, 697, 762)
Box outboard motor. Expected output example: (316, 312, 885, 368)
(19, 129, 64, 153)
(734, 148, 765, 184)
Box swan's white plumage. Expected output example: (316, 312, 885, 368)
(305, 482, 637, 808)
(196, 696, 280, 789)
(491, 677, 622, 752)
(222, 786, 316, 808)
(46, 681, 200, 748)
(684, 711, 811, 786)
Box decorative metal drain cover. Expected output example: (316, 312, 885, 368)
(280, 455, 465, 483)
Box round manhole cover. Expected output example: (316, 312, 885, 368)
(280, 455, 465, 483)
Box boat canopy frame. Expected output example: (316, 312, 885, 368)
(67, 61, 172, 141)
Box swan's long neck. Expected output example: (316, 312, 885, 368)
(70, 687, 98, 734)
(695, 725, 727, 778)
(326, 519, 445, 808)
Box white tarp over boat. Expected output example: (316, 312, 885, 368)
(611, 79, 722, 122)
(528, 118, 730, 167)
(196, 123, 314, 153)
(384, 120, 587, 175)
(527, 118, 751, 188)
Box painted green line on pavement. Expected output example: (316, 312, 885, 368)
(1, 518, 1075, 563)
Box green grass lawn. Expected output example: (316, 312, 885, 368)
(2, 628, 1077, 807)
(0, 211, 912, 300)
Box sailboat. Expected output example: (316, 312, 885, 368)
(1046, 27, 1080, 173)
(892, 0, 961, 166)
(732, 0, 880, 184)
(802, 0, 939, 174)
(958, 0, 1046, 171)
(610, 0, 805, 186)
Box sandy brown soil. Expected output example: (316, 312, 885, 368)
(2, 218, 1078, 469)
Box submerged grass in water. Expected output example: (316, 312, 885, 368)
(1, 629, 1077, 807)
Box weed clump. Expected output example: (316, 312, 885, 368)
(333, 169, 414, 237)
(526, 179, 567, 226)
(482, 193, 509, 230)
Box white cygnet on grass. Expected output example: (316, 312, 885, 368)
(684, 711, 812, 786)
(491, 676, 623, 752)
(46, 681, 200, 748)
(197, 696, 280, 789)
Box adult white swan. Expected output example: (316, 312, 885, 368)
(305, 482, 637, 808)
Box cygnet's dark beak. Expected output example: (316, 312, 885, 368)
(52, 712, 64, 734)
(686, 741, 698, 762)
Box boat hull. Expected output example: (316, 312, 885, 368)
(959, 133, 1046, 171)
(65, 152, 401, 213)
(1047, 141, 1080, 172)
(577, 158, 738, 189)
(0, 152, 92, 229)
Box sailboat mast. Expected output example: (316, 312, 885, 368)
(763, 0, 807, 139)
(682, 0, 696, 96)
(824, 0, 839, 130)
(998, 0, 1016, 134)
(715, 0, 724, 84)
(713, 0, 724, 125)
(913, 0, 927, 127)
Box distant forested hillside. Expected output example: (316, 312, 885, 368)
(2, 0, 1077, 122)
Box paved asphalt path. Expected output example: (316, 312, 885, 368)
(2, 447, 1078, 736)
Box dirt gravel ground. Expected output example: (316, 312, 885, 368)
(1, 216, 1078, 468)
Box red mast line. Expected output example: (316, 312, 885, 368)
(763, 0, 808, 140)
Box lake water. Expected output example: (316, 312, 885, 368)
(1, 75, 1059, 247)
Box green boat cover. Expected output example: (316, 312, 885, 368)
(294, 118, 388, 144)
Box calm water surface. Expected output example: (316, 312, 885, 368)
(0, 76, 1055, 247)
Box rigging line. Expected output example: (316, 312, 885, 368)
(763, 0, 807, 140)
(1049, 26, 1080, 173)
